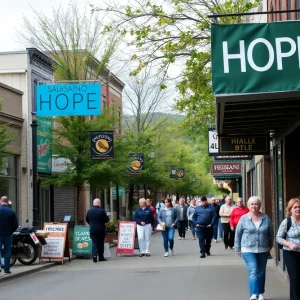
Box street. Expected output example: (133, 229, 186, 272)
(0, 231, 289, 300)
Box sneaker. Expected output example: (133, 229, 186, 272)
(193, 236, 196, 240)
(200, 254, 206, 258)
(258, 294, 264, 300)
(164, 252, 169, 257)
(213, 239, 218, 243)
(250, 295, 257, 300)
(178, 237, 182, 240)
(93, 256, 97, 263)
(170, 249, 174, 256)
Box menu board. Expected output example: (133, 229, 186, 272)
(41, 223, 68, 260)
(72, 226, 92, 255)
(116, 222, 136, 255)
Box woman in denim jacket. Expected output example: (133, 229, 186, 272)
(235, 196, 274, 300)
(157, 198, 178, 257)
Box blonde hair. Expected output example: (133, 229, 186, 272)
(139, 198, 147, 206)
(285, 198, 300, 217)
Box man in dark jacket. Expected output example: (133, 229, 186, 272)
(175, 197, 188, 239)
(210, 197, 220, 243)
(192, 196, 216, 258)
(0, 196, 18, 274)
(86, 198, 109, 263)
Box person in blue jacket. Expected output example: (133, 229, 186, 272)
(192, 196, 216, 258)
(0, 196, 18, 274)
(134, 198, 155, 257)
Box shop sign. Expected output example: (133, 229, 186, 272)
(52, 156, 72, 173)
(219, 135, 270, 155)
(208, 128, 218, 156)
(128, 153, 144, 174)
(112, 186, 125, 197)
(215, 155, 252, 160)
(91, 131, 114, 160)
(36, 83, 101, 116)
(211, 162, 242, 175)
(116, 222, 136, 255)
(211, 21, 300, 94)
(37, 117, 52, 174)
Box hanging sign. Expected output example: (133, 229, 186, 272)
(91, 131, 114, 160)
(36, 83, 101, 116)
(170, 166, 177, 178)
(211, 162, 242, 175)
(177, 168, 185, 179)
(208, 128, 218, 156)
(116, 222, 136, 255)
(218, 135, 270, 155)
(41, 222, 70, 264)
(128, 153, 144, 174)
(215, 155, 253, 160)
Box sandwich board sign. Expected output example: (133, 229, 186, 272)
(116, 222, 136, 256)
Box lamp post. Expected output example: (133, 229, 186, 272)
(30, 113, 39, 227)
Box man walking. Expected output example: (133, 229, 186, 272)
(175, 197, 188, 239)
(193, 196, 216, 258)
(210, 197, 220, 243)
(219, 195, 236, 250)
(0, 196, 18, 274)
(86, 198, 109, 263)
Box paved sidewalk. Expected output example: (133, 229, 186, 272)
(0, 230, 289, 300)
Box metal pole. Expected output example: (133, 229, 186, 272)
(31, 117, 39, 228)
(116, 184, 120, 220)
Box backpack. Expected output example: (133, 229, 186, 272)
(278, 217, 291, 249)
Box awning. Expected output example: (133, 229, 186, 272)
(216, 91, 300, 135)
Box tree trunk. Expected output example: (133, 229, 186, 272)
(75, 184, 81, 225)
(128, 184, 135, 219)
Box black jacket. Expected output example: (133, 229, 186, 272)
(211, 203, 221, 218)
(0, 205, 18, 236)
(86, 206, 109, 235)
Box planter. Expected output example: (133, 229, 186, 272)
(105, 232, 115, 244)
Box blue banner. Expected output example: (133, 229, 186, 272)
(36, 83, 101, 116)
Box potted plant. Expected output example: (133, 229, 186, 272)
(105, 219, 118, 244)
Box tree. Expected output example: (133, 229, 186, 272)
(96, 0, 260, 130)
(19, 1, 120, 223)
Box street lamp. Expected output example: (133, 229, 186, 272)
(30, 113, 39, 227)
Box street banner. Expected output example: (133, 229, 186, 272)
(208, 128, 218, 156)
(41, 222, 70, 264)
(36, 83, 101, 116)
(211, 162, 242, 176)
(128, 153, 144, 174)
(91, 131, 114, 160)
(211, 21, 300, 94)
(116, 222, 136, 255)
(170, 166, 177, 178)
(177, 168, 185, 179)
(37, 117, 52, 174)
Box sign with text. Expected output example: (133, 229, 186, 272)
(208, 128, 218, 156)
(52, 156, 72, 173)
(91, 131, 114, 160)
(211, 162, 242, 175)
(41, 223, 68, 261)
(219, 135, 270, 155)
(72, 226, 92, 256)
(215, 155, 253, 160)
(128, 153, 144, 174)
(211, 21, 300, 94)
(36, 83, 101, 116)
(112, 186, 125, 197)
(116, 222, 136, 255)
(37, 118, 52, 174)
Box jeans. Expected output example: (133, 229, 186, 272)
(189, 220, 196, 237)
(177, 220, 186, 238)
(213, 219, 219, 240)
(161, 227, 175, 252)
(283, 250, 300, 300)
(218, 219, 223, 238)
(137, 224, 152, 254)
(222, 222, 234, 247)
(196, 227, 213, 254)
(0, 235, 13, 272)
(90, 233, 105, 260)
(242, 252, 269, 296)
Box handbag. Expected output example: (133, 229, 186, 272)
(156, 222, 166, 231)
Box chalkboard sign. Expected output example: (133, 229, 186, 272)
(72, 226, 92, 255)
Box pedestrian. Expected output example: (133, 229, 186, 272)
(187, 199, 197, 240)
(192, 196, 216, 258)
(175, 197, 188, 239)
(156, 198, 165, 216)
(0, 196, 18, 274)
(210, 197, 220, 243)
(276, 198, 300, 300)
(157, 198, 178, 257)
(147, 199, 157, 223)
(134, 198, 155, 257)
(219, 195, 236, 249)
(230, 197, 249, 243)
(86, 198, 109, 263)
(235, 196, 274, 300)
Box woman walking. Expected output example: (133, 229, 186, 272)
(277, 198, 300, 300)
(187, 199, 197, 240)
(157, 198, 178, 257)
(235, 196, 274, 300)
(134, 198, 155, 257)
